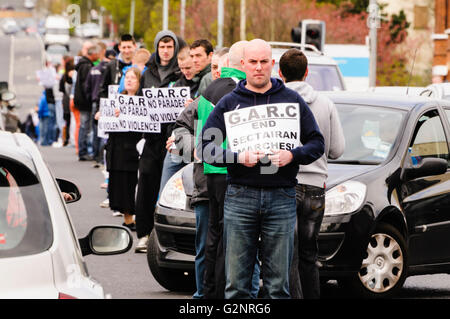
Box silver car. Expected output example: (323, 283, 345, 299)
(270, 41, 346, 91)
(0, 131, 133, 298)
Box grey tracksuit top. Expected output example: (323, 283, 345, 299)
(286, 81, 345, 188)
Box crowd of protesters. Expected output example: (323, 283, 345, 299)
(32, 30, 345, 300)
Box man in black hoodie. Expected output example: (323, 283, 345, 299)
(134, 30, 180, 249)
(74, 43, 100, 161)
(199, 39, 324, 299)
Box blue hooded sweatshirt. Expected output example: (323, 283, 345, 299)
(38, 90, 49, 118)
(199, 78, 324, 188)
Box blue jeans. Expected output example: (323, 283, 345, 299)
(159, 152, 188, 196)
(193, 201, 210, 299)
(47, 103, 57, 143)
(39, 116, 51, 145)
(78, 110, 92, 157)
(224, 184, 296, 299)
(289, 184, 325, 299)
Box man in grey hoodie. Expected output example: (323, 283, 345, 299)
(134, 30, 180, 249)
(278, 48, 345, 299)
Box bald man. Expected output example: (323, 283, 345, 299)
(199, 39, 324, 299)
(195, 41, 263, 299)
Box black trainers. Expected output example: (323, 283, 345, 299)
(122, 222, 136, 232)
(79, 155, 94, 161)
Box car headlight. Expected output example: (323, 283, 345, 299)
(325, 181, 366, 216)
(159, 169, 187, 210)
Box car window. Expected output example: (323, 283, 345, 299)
(272, 62, 344, 91)
(46, 28, 69, 35)
(0, 157, 53, 258)
(332, 104, 406, 164)
(409, 110, 450, 168)
(420, 89, 433, 98)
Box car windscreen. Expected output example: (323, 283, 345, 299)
(330, 104, 407, 164)
(272, 63, 344, 91)
(0, 157, 53, 258)
(46, 28, 69, 35)
(46, 46, 67, 54)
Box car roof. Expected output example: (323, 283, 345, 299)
(367, 86, 426, 96)
(270, 42, 338, 66)
(323, 91, 443, 111)
(0, 131, 36, 173)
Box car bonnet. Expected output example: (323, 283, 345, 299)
(326, 163, 377, 189)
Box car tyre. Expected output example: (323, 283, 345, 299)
(146, 229, 195, 293)
(339, 222, 408, 298)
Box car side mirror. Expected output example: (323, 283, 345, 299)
(78, 226, 133, 256)
(56, 178, 81, 203)
(400, 157, 448, 181)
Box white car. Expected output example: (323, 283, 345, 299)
(1, 18, 20, 35)
(44, 15, 70, 50)
(270, 41, 346, 91)
(0, 131, 133, 299)
(419, 83, 450, 100)
(80, 23, 101, 38)
(367, 86, 425, 96)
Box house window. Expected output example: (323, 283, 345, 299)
(414, 5, 428, 30)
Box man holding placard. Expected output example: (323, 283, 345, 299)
(199, 39, 324, 299)
(135, 30, 181, 252)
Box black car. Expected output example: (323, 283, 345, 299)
(148, 92, 450, 297)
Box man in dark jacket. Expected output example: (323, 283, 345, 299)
(156, 43, 200, 198)
(199, 39, 325, 299)
(157, 47, 231, 299)
(85, 41, 112, 164)
(190, 39, 214, 97)
(74, 43, 100, 161)
(196, 41, 262, 300)
(99, 34, 136, 99)
(134, 30, 180, 252)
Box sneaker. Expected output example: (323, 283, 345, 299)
(135, 235, 149, 253)
(79, 155, 94, 161)
(52, 140, 63, 148)
(92, 162, 101, 168)
(112, 211, 123, 217)
(99, 198, 109, 208)
(122, 222, 136, 232)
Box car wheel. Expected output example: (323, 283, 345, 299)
(146, 229, 195, 293)
(341, 223, 408, 298)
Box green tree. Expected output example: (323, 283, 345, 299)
(97, 0, 155, 41)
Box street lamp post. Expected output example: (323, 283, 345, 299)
(163, 0, 169, 30)
(240, 0, 246, 40)
(218, 0, 224, 47)
(368, 0, 380, 87)
(129, 0, 135, 36)
(180, 0, 185, 38)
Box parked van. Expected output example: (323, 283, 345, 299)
(44, 15, 70, 51)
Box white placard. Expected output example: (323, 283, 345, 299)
(36, 68, 57, 88)
(116, 94, 161, 133)
(224, 103, 300, 154)
(97, 98, 128, 134)
(108, 85, 120, 99)
(142, 87, 190, 123)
